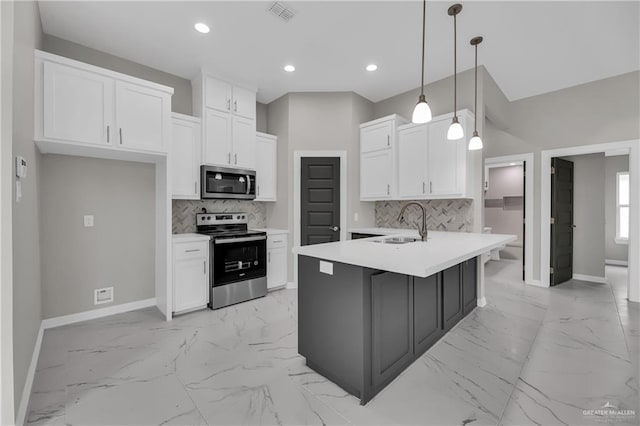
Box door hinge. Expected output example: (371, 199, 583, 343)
(550, 267, 554, 274)
(550, 217, 555, 225)
(551, 166, 555, 175)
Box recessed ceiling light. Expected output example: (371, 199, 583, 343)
(366, 64, 378, 72)
(284, 64, 295, 72)
(194, 23, 210, 34)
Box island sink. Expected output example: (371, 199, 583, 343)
(370, 236, 419, 244)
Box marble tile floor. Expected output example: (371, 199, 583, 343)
(26, 261, 638, 426)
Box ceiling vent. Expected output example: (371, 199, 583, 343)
(268, 2, 296, 22)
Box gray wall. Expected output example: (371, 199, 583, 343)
(560, 154, 606, 278)
(42, 34, 193, 115)
(485, 165, 524, 244)
(11, 0, 43, 415)
(605, 155, 629, 262)
(40, 156, 156, 318)
(256, 102, 268, 133)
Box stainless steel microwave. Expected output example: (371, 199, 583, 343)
(201, 165, 256, 200)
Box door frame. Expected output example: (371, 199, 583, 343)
(540, 140, 639, 303)
(484, 153, 534, 286)
(293, 150, 347, 288)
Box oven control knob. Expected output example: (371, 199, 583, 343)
(254, 261, 258, 265)
(207, 216, 211, 220)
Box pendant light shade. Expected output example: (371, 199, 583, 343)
(412, 0, 432, 124)
(469, 36, 484, 151)
(447, 4, 464, 140)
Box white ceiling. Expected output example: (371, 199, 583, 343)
(38, 1, 640, 104)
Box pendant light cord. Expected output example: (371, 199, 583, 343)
(474, 43, 478, 132)
(453, 12, 457, 116)
(420, 0, 426, 96)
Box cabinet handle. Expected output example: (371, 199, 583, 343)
(430, 181, 433, 193)
(227, 99, 231, 110)
(204, 260, 206, 275)
(387, 184, 390, 195)
(268, 252, 271, 263)
(234, 153, 237, 165)
(185, 249, 201, 253)
(119, 128, 123, 145)
(234, 100, 238, 112)
(194, 181, 197, 194)
(228, 152, 231, 164)
(387, 135, 390, 147)
(257, 185, 260, 196)
(423, 182, 426, 194)
(107, 125, 110, 143)
(273, 240, 283, 244)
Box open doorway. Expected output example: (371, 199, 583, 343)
(484, 162, 525, 280)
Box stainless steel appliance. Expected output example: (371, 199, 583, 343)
(201, 165, 256, 200)
(196, 213, 267, 309)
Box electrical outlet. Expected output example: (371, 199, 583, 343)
(84, 215, 94, 227)
(94, 287, 113, 305)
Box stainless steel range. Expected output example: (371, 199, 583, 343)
(196, 213, 267, 309)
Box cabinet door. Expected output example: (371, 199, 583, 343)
(173, 258, 208, 313)
(427, 118, 462, 196)
(205, 76, 232, 113)
(361, 150, 394, 200)
(267, 247, 287, 289)
(232, 86, 256, 120)
(204, 108, 232, 166)
(462, 257, 478, 316)
(115, 81, 169, 152)
(171, 117, 200, 199)
(255, 135, 276, 201)
(398, 125, 428, 198)
(232, 116, 256, 169)
(42, 61, 114, 145)
(442, 264, 463, 330)
(361, 121, 393, 153)
(414, 274, 442, 355)
(371, 272, 413, 388)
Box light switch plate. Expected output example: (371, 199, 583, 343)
(319, 260, 333, 275)
(84, 215, 94, 227)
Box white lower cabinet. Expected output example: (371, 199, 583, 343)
(266, 233, 288, 290)
(172, 237, 209, 314)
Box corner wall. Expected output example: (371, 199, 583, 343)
(605, 155, 629, 262)
(12, 0, 43, 416)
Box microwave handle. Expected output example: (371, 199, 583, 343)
(247, 174, 252, 195)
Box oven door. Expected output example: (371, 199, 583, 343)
(201, 166, 256, 200)
(212, 235, 267, 286)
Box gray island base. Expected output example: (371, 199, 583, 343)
(298, 254, 478, 405)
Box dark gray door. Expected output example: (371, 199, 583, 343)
(371, 272, 414, 388)
(462, 257, 478, 315)
(301, 157, 340, 245)
(551, 158, 574, 285)
(442, 264, 463, 330)
(414, 274, 442, 356)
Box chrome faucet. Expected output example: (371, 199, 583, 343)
(398, 202, 428, 241)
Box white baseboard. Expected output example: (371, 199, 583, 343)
(42, 298, 156, 330)
(526, 279, 546, 288)
(16, 322, 44, 426)
(286, 281, 297, 289)
(572, 274, 608, 284)
(606, 259, 628, 267)
(477, 297, 487, 307)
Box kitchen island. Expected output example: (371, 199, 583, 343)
(293, 230, 515, 404)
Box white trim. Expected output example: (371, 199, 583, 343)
(42, 298, 156, 329)
(615, 238, 629, 245)
(540, 140, 639, 303)
(293, 151, 347, 288)
(476, 297, 487, 307)
(528, 280, 545, 288)
(15, 323, 44, 426)
(616, 171, 630, 242)
(572, 274, 608, 284)
(606, 259, 628, 267)
(286, 281, 297, 290)
(484, 153, 534, 285)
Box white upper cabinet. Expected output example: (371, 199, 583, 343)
(360, 115, 409, 200)
(172, 113, 201, 199)
(35, 50, 173, 157)
(194, 73, 257, 170)
(255, 132, 277, 201)
(397, 124, 428, 198)
(115, 81, 170, 152)
(427, 116, 465, 197)
(42, 61, 114, 146)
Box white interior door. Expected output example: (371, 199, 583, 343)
(43, 61, 114, 145)
(232, 116, 256, 169)
(115, 81, 168, 152)
(204, 108, 232, 166)
(398, 125, 428, 198)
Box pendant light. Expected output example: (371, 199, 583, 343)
(447, 4, 464, 140)
(412, 0, 432, 124)
(468, 36, 484, 150)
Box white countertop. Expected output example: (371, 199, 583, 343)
(293, 230, 516, 278)
(252, 228, 289, 235)
(172, 233, 211, 243)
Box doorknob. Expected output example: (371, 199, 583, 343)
(329, 226, 339, 232)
